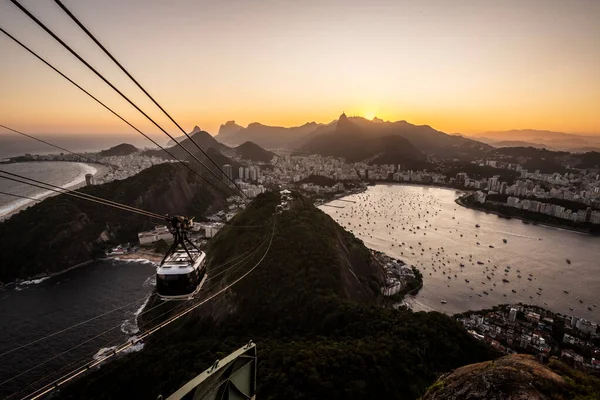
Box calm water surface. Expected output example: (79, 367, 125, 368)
(0, 259, 155, 398)
(320, 184, 600, 322)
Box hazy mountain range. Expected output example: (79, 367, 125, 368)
(216, 120, 321, 149)
(214, 114, 490, 163)
(469, 129, 600, 152)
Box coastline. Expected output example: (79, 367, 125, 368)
(318, 182, 596, 237)
(0, 162, 110, 220)
(1, 259, 95, 290)
(1, 249, 159, 288)
(108, 249, 163, 263)
(455, 194, 598, 237)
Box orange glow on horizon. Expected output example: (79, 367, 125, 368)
(0, 0, 598, 137)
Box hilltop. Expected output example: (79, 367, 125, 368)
(422, 354, 600, 400)
(300, 114, 490, 161)
(0, 163, 228, 283)
(98, 143, 138, 157)
(58, 191, 496, 400)
(144, 127, 226, 159)
(166, 126, 202, 147)
(234, 141, 275, 162)
(491, 146, 600, 173)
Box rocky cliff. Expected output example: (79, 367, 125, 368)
(0, 163, 228, 283)
(421, 354, 600, 400)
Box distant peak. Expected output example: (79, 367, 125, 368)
(339, 112, 348, 121)
(191, 125, 202, 134)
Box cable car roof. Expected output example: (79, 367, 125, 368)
(157, 251, 206, 275)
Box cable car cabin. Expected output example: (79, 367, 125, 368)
(156, 250, 207, 300)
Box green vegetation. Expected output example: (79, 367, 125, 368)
(0, 163, 227, 283)
(549, 360, 600, 400)
(153, 239, 169, 253)
(298, 174, 337, 186)
(58, 192, 496, 400)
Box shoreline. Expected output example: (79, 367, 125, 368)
(455, 195, 598, 237)
(0, 162, 110, 220)
(108, 249, 163, 263)
(319, 182, 596, 237)
(1, 259, 95, 290)
(1, 250, 159, 288)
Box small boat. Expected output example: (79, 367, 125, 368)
(563, 290, 569, 294)
(512, 289, 517, 293)
(475, 224, 480, 228)
(477, 261, 484, 265)
(502, 279, 509, 283)
(441, 300, 447, 304)
(483, 291, 489, 295)
(465, 279, 470, 283)
(502, 239, 507, 243)
(489, 245, 494, 248)
(566, 259, 571, 264)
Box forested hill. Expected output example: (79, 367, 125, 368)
(234, 141, 275, 162)
(98, 143, 138, 157)
(58, 191, 497, 400)
(0, 163, 228, 283)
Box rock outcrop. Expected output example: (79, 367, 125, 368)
(422, 354, 568, 400)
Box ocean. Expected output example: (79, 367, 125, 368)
(320, 184, 600, 323)
(0, 162, 98, 219)
(0, 259, 156, 399)
(0, 134, 158, 160)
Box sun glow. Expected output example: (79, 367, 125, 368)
(363, 111, 376, 120)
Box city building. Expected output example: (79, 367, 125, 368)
(138, 226, 172, 245)
(509, 308, 517, 322)
(223, 164, 233, 182)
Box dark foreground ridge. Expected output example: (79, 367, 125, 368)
(57, 191, 496, 400)
(422, 353, 600, 400)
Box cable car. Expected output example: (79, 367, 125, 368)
(156, 215, 208, 300)
(156, 249, 207, 300)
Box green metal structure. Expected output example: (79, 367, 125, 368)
(165, 341, 257, 400)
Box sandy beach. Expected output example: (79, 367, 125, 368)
(0, 162, 111, 220)
(108, 248, 163, 263)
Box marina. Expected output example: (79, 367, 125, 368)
(320, 184, 600, 323)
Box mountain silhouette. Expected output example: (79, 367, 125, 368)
(215, 121, 322, 148)
(166, 126, 203, 147)
(300, 114, 488, 161)
(473, 129, 600, 151)
(98, 143, 138, 157)
(234, 141, 275, 162)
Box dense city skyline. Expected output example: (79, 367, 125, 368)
(1, 0, 599, 136)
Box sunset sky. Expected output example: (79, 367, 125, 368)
(1, 0, 599, 138)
